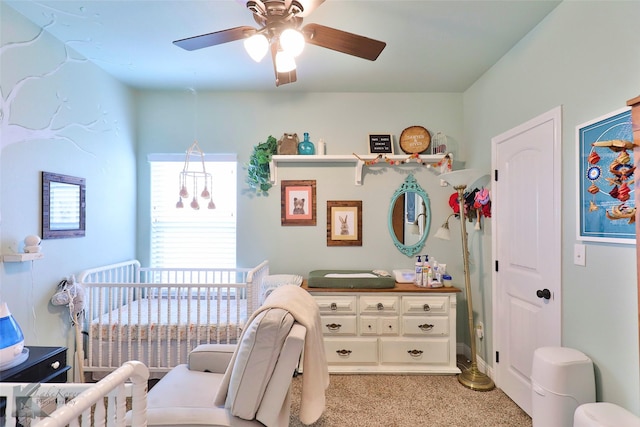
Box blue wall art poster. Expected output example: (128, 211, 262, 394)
(577, 107, 635, 244)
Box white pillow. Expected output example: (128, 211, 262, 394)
(226, 308, 294, 420)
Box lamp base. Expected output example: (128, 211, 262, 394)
(458, 366, 495, 391)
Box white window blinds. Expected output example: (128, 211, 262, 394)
(149, 154, 237, 269)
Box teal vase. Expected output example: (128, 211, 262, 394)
(298, 132, 315, 155)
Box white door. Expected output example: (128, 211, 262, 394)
(492, 106, 562, 415)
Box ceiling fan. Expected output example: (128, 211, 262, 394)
(172, 0, 387, 86)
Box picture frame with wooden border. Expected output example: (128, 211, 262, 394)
(281, 180, 316, 226)
(368, 134, 394, 154)
(327, 200, 362, 246)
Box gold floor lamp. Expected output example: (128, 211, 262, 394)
(437, 169, 495, 391)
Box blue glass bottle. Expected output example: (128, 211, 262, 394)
(298, 132, 315, 155)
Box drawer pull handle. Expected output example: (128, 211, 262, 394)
(407, 349, 423, 357)
(336, 349, 352, 356)
(51, 361, 61, 370)
(418, 323, 434, 332)
(326, 323, 342, 331)
(330, 302, 338, 311)
(423, 304, 431, 312)
(377, 302, 384, 311)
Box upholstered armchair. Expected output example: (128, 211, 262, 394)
(132, 284, 329, 427)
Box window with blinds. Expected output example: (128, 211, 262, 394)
(149, 154, 237, 269)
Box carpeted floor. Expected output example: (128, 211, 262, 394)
(288, 358, 532, 427)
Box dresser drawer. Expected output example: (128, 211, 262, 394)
(360, 296, 399, 314)
(361, 316, 399, 336)
(321, 315, 357, 335)
(0, 347, 69, 383)
(315, 296, 357, 314)
(324, 338, 378, 364)
(380, 338, 450, 365)
(402, 316, 449, 336)
(402, 296, 449, 315)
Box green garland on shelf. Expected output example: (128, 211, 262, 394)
(246, 135, 277, 196)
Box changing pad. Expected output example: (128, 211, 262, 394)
(307, 270, 396, 289)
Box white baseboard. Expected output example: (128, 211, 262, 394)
(457, 343, 494, 380)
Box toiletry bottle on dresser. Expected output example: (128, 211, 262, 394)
(432, 260, 440, 284)
(422, 255, 431, 287)
(415, 256, 423, 287)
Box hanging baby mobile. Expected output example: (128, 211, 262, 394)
(448, 186, 491, 230)
(585, 139, 635, 223)
(177, 141, 215, 210)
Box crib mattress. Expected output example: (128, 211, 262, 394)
(307, 270, 396, 289)
(88, 297, 248, 341)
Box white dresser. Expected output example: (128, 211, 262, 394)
(303, 282, 461, 374)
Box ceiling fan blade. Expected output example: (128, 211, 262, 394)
(270, 44, 297, 87)
(302, 23, 386, 61)
(173, 26, 256, 51)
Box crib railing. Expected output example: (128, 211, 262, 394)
(76, 260, 269, 380)
(1, 361, 148, 427)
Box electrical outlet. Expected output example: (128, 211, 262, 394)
(476, 322, 484, 340)
(574, 243, 586, 266)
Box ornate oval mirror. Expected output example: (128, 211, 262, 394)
(388, 174, 431, 257)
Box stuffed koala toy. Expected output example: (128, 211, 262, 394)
(277, 133, 299, 155)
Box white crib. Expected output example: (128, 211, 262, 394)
(1, 360, 148, 427)
(76, 260, 269, 380)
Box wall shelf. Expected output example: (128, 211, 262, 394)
(269, 154, 447, 186)
(2, 252, 44, 262)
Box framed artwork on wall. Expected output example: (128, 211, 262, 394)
(281, 180, 316, 226)
(327, 200, 362, 246)
(576, 107, 635, 244)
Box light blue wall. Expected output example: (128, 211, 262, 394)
(0, 4, 137, 352)
(135, 91, 464, 273)
(464, 0, 640, 413)
(2, 0, 639, 416)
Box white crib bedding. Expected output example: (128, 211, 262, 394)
(88, 297, 248, 341)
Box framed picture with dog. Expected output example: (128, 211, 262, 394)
(327, 200, 362, 246)
(281, 180, 316, 226)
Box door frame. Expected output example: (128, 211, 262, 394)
(491, 106, 563, 390)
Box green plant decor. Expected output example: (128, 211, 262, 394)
(246, 135, 277, 195)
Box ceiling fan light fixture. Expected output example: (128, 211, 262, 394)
(280, 28, 305, 57)
(275, 50, 296, 73)
(243, 33, 269, 62)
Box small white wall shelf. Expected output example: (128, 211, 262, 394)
(2, 253, 44, 262)
(269, 154, 447, 186)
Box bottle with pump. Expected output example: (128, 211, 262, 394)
(414, 255, 423, 287)
(421, 255, 431, 288)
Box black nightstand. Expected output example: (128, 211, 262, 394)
(0, 347, 71, 426)
(0, 346, 70, 383)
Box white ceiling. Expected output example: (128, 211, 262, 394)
(5, 0, 561, 92)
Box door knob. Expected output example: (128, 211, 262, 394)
(536, 288, 551, 300)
